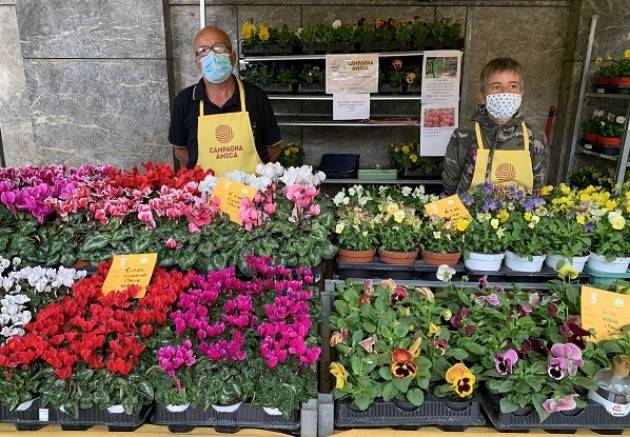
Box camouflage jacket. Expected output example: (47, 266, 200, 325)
(441, 105, 550, 195)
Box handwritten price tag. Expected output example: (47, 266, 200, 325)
(581, 286, 630, 342)
(102, 253, 157, 298)
(424, 194, 471, 222)
(213, 177, 257, 225)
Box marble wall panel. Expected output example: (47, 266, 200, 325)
(0, 5, 38, 166)
(23, 59, 172, 168)
(16, 0, 167, 58)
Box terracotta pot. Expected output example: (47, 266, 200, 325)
(611, 77, 630, 86)
(597, 135, 622, 147)
(594, 78, 612, 86)
(337, 248, 376, 264)
(71, 260, 91, 269)
(378, 249, 418, 265)
(421, 251, 461, 266)
(583, 132, 598, 143)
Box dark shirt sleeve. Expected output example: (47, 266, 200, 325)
(441, 130, 469, 195)
(168, 94, 187, 148)
(258, 91, 281, 147)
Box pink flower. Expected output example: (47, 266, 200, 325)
(475, 293, 500, 306)
(137, 204, 156, 228)
(363, 279, 374, 296)
(543, 394, 577, 413)
(494, 349, 518, 375)
(548, 343, 583, 379)
(359, 335, 377, 353)
(166, 238, 178, 249)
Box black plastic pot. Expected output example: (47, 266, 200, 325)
(378, 83, 405, 94)
(362, 40, 404, 53)
(260, 83, 295, 94)
(0, 398, 59, 431)
(56, 404, 153, 432)
(480, 389, 630, 433)
(335, 395, 485, 430)
(151, 403, 300, 434)
(335, 257, 464, 280)
(297, 83, 325, 94)
(241, 43, 294, 56)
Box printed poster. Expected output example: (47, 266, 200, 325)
(325, 54, 379, 94)
(420, 50, 462, 156)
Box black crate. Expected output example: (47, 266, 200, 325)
(336, 257, 465, 280)
(480, 390, 630, 433)
(335, 395, 486, 431)
(56, 404, 153, 431)
(151, 403, 300, 434)
(465, 265, 591, 284)
(0, 398, 59, 431)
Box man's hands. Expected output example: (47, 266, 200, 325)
(173, 146, 189, 169)
(266, 144, 281, 162)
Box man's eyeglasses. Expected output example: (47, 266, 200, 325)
(195, 44, 232, 58)
(487, 83, 522, 94)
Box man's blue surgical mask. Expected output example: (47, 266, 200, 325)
(201, 52, 233, 84)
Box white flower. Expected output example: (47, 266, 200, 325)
(224, 170, 248, 184)
(358, 196, 370, 206)
(401, 186, 413, 197)
(279, 165, 325, 188)
(594, 110, 605, 118)
(348, 187, 356, 196)
(436, 264, 456, 282)
(378, 186, 388, 195)
(335, 222, 345, 234)
(255, 162, 285, 181)
(296, 27, 303, 36)
(333, 191, 347, 206)
(616, 116, 626, 124)
(199, 175, 218, 199)
(332, 19, 342, 29)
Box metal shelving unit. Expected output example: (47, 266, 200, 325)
(567, 15, 630, 187)
(323, 178, 441, 185)
(239, 50, 425, 63)
(268, 94, 422, 101)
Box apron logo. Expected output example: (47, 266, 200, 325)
(215, 124, 234, 143)
(495, 162, 516, 183)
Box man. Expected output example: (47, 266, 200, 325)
(169, 26, 281, 175)
(441, 58, 549, 194)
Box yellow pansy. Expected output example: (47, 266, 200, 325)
(609, 213, 626, 230)
(335, 222, 345, 234)
(477, 213, 491, 222)
(441, 308, 452, 321)
(531, 215, 540, 225)
(242, 21, 256, 39)
(560, 184, 571, 195)
(402, 145, 410, 154)
(606, 199, 618, 211)
(595, 57, 603, 64)
(386, 203, 399, 215)
(410, 154, 418, 163)
(524, 211, 533, 222)
(625, 49, 630, 59)
(428, 322, 441, 337)
(257, 23, 270, 41)
(580, 192, 592, 202)
(559, 264, 578, 281)
(409, 337, 422, 357)
(393, 210, 406, 223)
(496, 227, 505, 238)
(490, 218, 499, 229)
(497, 210, 510, 222)
(576, 214, 586, 225)
(540, 185, 553, 196)
(455, 217, 471, 232)
(330, 362, 347, 390)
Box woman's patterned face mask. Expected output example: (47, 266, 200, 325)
(485, 93, 522, 123)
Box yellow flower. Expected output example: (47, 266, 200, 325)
(531, 215, 540, 225)
(403, 307, 411, 316)
(335, 222, 345, 234)
(477, 213, 491, 223)
(445, 363, 470, 384)
(445, 364, 475, 397)
(257, 23, 270, 41)
(410, 154, 418, 163)
(428, 323, 441, 337)
(490, 218, 499, 229)
(524, 212, 533, 222)
(433, 231, 441, 239)
(242, 21, 256, 39)
(558, 264, 578, 281)
(330, 362, 347, 390)
(625, 49, 630, 59)
(386, 203, 399, 215)
(606, 200, 618, 211)
(402, 145, 410, 154)
(497, 210, 509, 222)
(394, 147, 400, 153)
(540, 185, 553, 196)
(496, 227, 505, 238)
(441, 308, 452, 321)
(576, 214, 586, 225)
(455, 218, 471, 232)
(595, 57, 603, 64)
(409, 337, 422, 357)
(609, 213, 626, 230)
(393, 210, 406, 223)
(560, 184, 571, 195)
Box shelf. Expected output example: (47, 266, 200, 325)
(585, 92, 630, 100)
(323, 178, 441, 185)
(578, 147, 620, 162)
(240, 51, 425, 62)
(277, 120, 420, 127)
(268, 94, 422, 101)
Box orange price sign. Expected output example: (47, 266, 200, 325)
(213, 177, 257, 224)
(101, 253, 158, 298)
(424, 194, 471, 223)
(581, 286, 630, 342)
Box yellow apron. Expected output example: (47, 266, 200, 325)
(197, 78, 262, 176)
(469, 121, 534, 193)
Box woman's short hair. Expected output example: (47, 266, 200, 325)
(480, 57, 524, 91)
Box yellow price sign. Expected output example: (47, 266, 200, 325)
(102, 253, 158, 298)
(213, 177, 257, 225)
(424, 194, 471, 223)
(581, 286, 630, 342)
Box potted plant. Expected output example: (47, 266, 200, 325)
(505, 211, 549, 272)
(335, 210, 378, 264)
(389, 141, 419, 175)
(297, 64, 325, 93)
(597, 113, 626, 151)
(409, 20, 430, 50)
(462, 212, 510, 272)
(594, 55, 630, 92)
(329, 279, 435, 411)
(278, 142, 304, 168)
(587, 210, 630, 273)
(584, 110, 604, 144)
(427, 18, 464, 49)
(544, 215, 592, 273)
(377, 202, 421, 265)
(242, 64, 274, 89)
(420, 216, 465, 267)
(379, 59, 406, 93)
(269, 67, 297, 93)
(368, 18, 403, 52)
(241, 21, 295, 56)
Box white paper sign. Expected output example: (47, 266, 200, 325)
(333, 93, 370, 120)
(420, 50, 462, 156)
(420, 99, 459, 156)
(326, 54, 379, 94)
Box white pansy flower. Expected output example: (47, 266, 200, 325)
(348, 187, 356, 196)
(616, 116, 626, 124)
(333, 191, 347, 206)
(358, 196, 370, 206)
(436, 264, 456, 282)
(332, 19, 342, 29)
(594, 110, 605, 118)
(401, 186, 413, 197)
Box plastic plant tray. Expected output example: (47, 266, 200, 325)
(465, 265, 591, 283)
(0, 398, 59, 431)
(151, 403, 300, 434)
(480, 389, 630, 433)
(56, 404, 153, 431)
(358, 169, 398, 180)
(335, 395, 486, 431)
(336, 257, 465, 280)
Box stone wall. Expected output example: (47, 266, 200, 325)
(1, 0, 627, 182)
